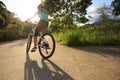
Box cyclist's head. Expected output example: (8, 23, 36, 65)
(38, 4, 46, 11)
(37, 4, 44, 10)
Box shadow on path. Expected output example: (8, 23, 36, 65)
(24, 53, 74, 80)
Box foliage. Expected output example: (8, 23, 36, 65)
(44, 0, 92, 25)
(0, 1, 12, 29)
(49, 17, 78, 32)
(0, 1, 36, 42)
(96, 4, 112, 22)
(54, 22, 120, 46)
(0, 22, 34, 42)
(111, 0, 120, 16)
(0, 1, 6, 8)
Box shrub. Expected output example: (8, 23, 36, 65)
(54, 22, 120, 46)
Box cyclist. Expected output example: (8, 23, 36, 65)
(26, 4, 49, 52)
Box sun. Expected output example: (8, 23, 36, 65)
(19, 0, 41, 22)
(1, 0, 41, 22)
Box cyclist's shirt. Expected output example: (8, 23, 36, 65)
(37, 11, 49, 22)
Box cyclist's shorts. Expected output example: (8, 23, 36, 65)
(34, 20, 49, 36)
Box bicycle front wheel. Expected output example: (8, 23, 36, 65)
(38, 33, 56, 59)
(26, 34, 32, 53)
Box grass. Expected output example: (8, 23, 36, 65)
(54, 22, 120, 46)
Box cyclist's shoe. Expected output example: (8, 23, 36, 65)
(31, 47, 37, 52)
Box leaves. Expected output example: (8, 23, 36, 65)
(44, 0, 92, 23)
(96, 4, 112, 22)
(54, 22, 120, 46)
(111, 0, 120, 16)
(0, 1, 36, 41)
(0, 1, 6, 8)
(0, 1, 12, 29)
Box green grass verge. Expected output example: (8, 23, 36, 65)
(54, 22, 120, 46)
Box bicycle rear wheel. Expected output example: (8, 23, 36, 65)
(26, 34, 32, 53)
(38, 33, 56, 59)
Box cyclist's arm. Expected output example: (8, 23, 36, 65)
(26, 12, 37, 21)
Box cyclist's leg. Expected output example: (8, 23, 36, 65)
(31, 20, 48, 52)
(31, 21, 40, 52)
(35, 20, 48, 34)
(40, 20, 48, 35)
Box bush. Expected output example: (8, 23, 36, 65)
(0, 23, 33, 42)
(54, 22, 120, 46)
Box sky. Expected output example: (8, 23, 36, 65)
(1, 0, 114, 22)
(87, 0, 114, 22)
(1, 0, 42, 22)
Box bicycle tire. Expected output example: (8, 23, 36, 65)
(38, 33, 56, 59)
(26, 35, 32, 53)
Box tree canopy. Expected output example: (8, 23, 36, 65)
(96, 4, 111, 22)
(111, 0, 120, 16)
(44, 0, 92, 23)
(0, 1, 11, 29)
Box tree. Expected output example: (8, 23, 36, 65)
(0, 1, 11, 29)
(0, 1, 6, 8)
(96, 4, 111, 23)
(44, 0, 92, 28)
(0, 1, 6, 28)
(111, 0, 120, 16)
(0, 1, 15, 29)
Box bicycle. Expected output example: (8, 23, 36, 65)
(26, 28, 56, 59)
